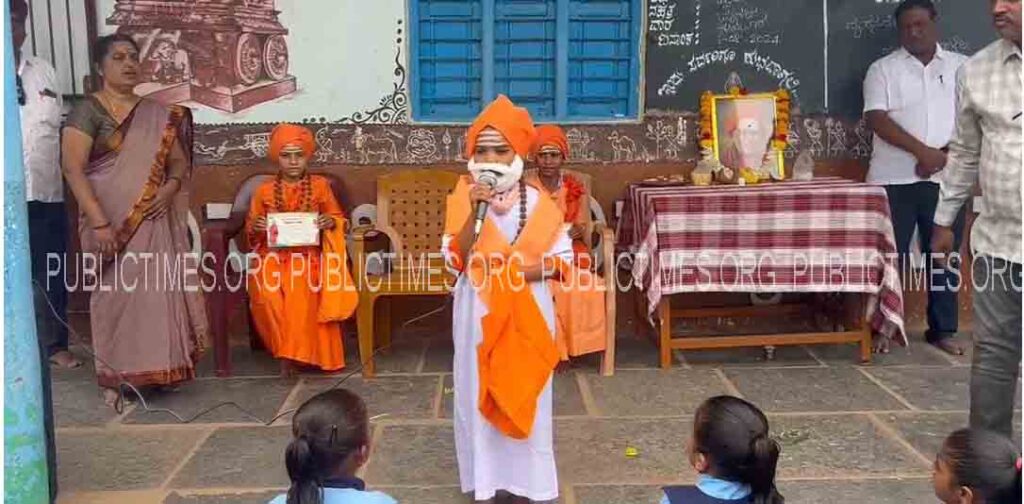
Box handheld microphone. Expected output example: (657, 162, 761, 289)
(473, 172, 498, 238)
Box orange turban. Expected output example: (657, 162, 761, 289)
(531, 124, 569, 159)
(465, 95, 536, 159)
(268, 123, 315, 162)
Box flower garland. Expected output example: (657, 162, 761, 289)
(698, 91, 715, 151)
(773, 88, 790, 150)
(561, 174, 586, 223)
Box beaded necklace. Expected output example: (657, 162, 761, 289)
(271, 174, 314, 212)
(513, 179, 527, 243)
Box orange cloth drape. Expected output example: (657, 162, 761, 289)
(445, 176, 564, 439)
(525, 170, 608, 360)
(245, 175, 358, 371)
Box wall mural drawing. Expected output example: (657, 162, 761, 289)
(90, 0, 880, 167)
(107, 0, 297, 113)
(332, 41, 408, 125)
(97, 0, 405, 124)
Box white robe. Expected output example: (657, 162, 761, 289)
(443, 186, 572, 501)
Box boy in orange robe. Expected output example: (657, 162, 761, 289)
(526, 125, 608, 361)
(246, 124, 358, 376)
(443, 96, 571, 502)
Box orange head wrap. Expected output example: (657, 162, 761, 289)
(268, 123, 315, 162)
(464, 95, 536, 159)
(531, 124, 569, 159)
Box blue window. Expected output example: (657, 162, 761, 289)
(410, 0, 641, 122)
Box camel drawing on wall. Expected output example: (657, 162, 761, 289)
(608, 130, 637, 162)
(106, 0, 297, 113)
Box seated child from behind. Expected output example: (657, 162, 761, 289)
(933, 428, 1021, 504)
(661, 395, 783, 504)
(270, 388, 395, 504)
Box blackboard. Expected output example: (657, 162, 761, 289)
(645, 0, 998, 117)
(827, 0, 996, 117)
(646, 0, 826, 114)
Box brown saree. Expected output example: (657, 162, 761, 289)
(72, 98, 208, 388)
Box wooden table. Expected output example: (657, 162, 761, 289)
(617, 178, 906, 367)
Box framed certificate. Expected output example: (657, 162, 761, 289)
(267, 212, 320, 248)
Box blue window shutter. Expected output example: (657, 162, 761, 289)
(413, 0, 483, 121)
(493, 0, 557, 120)
(412, 0, 638, 122)
(566, 0, 635, 119)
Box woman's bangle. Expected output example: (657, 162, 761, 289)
(92, 222, 111, 230)
(166, 176, 182, 187)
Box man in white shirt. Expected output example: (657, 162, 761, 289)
(863, 0, 967, 355)
(932, 0, 1022, 438)
(13, 0, 77, 369)
(12, 0, 66, 501)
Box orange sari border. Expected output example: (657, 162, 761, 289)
(113, 105, 187, 253)
(96, 365, 196, 389)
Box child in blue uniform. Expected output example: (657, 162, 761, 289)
(933, 428, 1021, 504)
(661, 396, 783, 504)
(270, 389, 396, 504)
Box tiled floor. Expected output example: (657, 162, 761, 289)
(52, 325, 1021, 504)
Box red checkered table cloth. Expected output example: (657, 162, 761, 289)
(616, 178, 907, 344)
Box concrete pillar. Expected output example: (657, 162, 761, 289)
(3, 0, 52, 501)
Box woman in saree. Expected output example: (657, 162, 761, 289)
(61, 34, 208, 408)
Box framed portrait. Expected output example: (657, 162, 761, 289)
(700, 89, 790, 180)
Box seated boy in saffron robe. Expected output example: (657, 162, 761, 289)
(526, 124, 609, 362)
(246, 123, 358, 376)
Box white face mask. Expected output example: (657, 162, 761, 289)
(467, 154, 524, 193)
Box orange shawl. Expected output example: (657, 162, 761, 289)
(445, 176, 564, 439)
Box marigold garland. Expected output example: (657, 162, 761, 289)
(773, 88, 791, 150)
(699, 91, 714, 150)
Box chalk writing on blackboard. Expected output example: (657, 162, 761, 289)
(657, 49, 739, 96)
(690, 48, 738, 72)
(645, 0, 825, 112)
(845, 15, 895, 39)
(715, 1, 781, 46)
(650, 0, 701, 47)
(658, 71, 686, 96)
(743, 49, 800, 94)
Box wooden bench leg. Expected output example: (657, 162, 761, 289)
(857, 294, 873, 364)
(376, 296, 392, 354)
(859, 328, 873, 364)
(356, 295, 377, 377)
(658, 297, 672, 369)
(600, 288, 617, 377)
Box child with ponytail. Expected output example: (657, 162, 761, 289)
(661, 396, 784, 504)
(269, 389, 396, 504)
(933, 428, 1021, 504)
